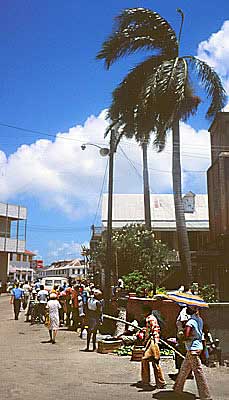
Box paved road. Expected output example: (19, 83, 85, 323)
(0, 295, 228, 400)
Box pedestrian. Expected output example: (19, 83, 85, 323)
(140, 307, 166, 389)
(78, 291, 86, 338)
(72, 285, 80, 331)
(10, 282, 24, 320)
(173, 306, 212, 400)
(84, 289, 103, 351)
(46, 293, 61, 344)
(173, 305, 193, 380)
(37, 284, 49, 323)
(22, 281, 31, 310)
(65, 285, 73, 327)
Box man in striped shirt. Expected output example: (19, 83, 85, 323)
(140, 307, 166, 388)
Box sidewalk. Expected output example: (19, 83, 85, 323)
(0, 295, 228, 400)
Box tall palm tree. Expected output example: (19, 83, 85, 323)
(97, 8, 227, 288)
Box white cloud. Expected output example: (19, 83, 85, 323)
(197, 20, 229, 94)
(0, 111, 211, 221)
(47, 240, 89, 262)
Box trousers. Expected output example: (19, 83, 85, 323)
(173, 351, 212, 400)
(13, 299, 21, 319)
(141, 340, 166, 386)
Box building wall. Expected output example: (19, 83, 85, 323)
(0, 252, 9, 282)
(208, 112, 229, 243)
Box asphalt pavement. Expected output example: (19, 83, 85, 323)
(0, 294, 228, 400)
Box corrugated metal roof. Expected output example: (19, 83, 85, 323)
(102, 194, 209, 231)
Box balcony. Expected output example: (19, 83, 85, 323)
(0, 237, 26, 253)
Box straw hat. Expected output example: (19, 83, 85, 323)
(50, 293, 57, 299)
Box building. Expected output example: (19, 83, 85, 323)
(39, 258, 89, 281)
(0, 202, 27, 285)
(91, 193, 210, 287)
(8, 250, 36, 282)
(101, 193, 209, 252)
(199, 111, 229, 300)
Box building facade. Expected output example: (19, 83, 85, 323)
(8, 250, 36, 282)
(38, 258, 89, 281)
(0, 202, 27, 285)
(91, 193, 210, 288)
(202, 111, 229, 300)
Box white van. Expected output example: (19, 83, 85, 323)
(41, 276, 68, 291)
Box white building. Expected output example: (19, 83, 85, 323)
(39, 258, 89, 281)
(101, 193, 210, 252)
(0, 202, 27, 284)
(8, 250, 36, 282)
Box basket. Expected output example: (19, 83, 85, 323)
(97, 340, 123, 354)
(131, 346, 144, 361)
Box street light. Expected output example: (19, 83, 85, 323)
(81, 130, 118, 311)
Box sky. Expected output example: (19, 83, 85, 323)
(0, 0, 229, 264)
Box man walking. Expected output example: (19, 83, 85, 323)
(173, 306, 212, 400)
(11, 282, 24, 320)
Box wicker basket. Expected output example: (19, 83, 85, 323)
(97, 340, 123, 354)
(131, 346, 144, 361)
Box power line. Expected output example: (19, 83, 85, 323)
(92, 158, 109, 225)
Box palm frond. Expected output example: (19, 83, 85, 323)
(97, 8, 178, 68)
(187, 56, 227, 118)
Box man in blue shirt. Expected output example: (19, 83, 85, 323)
(11, 282, 24, 320)
(173, 306, 212, 400)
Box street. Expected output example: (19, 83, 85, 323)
(0, 294, 228, 400)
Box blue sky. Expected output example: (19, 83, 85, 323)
(0, 0, 228, 264)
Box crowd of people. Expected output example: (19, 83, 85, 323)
(9, 279, 216, 399)
(10, 279, 104, 350)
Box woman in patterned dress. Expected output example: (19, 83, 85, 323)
(46, 292, 61, 344)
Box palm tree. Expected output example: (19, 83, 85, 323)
(97, 8, 226, 288)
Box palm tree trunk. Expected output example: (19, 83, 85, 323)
(142, 141, 151, 230)
(172, 119, 193, 288)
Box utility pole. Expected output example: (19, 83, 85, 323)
(104, 128, 116, 311)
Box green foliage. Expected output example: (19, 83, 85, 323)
(113, 224, 175, 281)
(122, 270, 167, 297)
(122, 270, 153, 296)
(112, 345, 133, 356)
(199, 284, 218, 303)
(90, 224, 175, 290)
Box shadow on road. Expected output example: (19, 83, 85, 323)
(152, 390, 196, 399)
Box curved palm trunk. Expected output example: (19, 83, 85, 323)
(172, 119, 193, 288)
(142, 141, 151, 230)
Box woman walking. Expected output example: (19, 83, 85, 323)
(85, 289, 103, 351)
(46, 292, 61, 344)
(173, 306, 212, 400)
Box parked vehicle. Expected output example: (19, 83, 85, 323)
(41, 276, 68, 291)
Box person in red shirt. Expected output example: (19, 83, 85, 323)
(71, 285, 79, 331)
(140, 306, 166, 389)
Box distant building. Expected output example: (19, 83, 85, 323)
(8, 250, 36, 282)
(0, 202, 27, 285)
(39, 258, 89, 281)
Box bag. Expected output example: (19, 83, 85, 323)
(44, 312, 50, 328)
(142, 338, 160, 361)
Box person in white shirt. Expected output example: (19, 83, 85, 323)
(37, 285, 49, 323)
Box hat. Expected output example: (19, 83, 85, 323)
(50, 293, 57, 299)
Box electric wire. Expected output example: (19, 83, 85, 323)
(92, 158, 109, 226)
